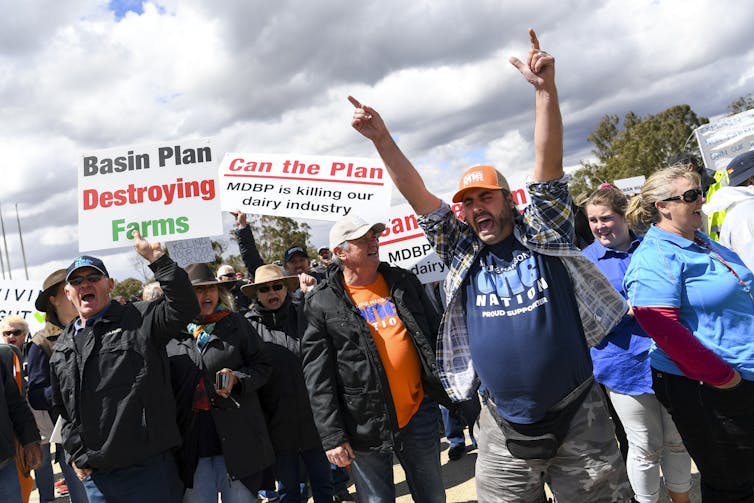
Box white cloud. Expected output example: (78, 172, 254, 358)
(1, 0, 753, 280)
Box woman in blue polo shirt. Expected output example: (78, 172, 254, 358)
(624, 165, 754, 502)
(583, 185, 691, 503)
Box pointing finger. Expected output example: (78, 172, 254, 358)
(348, 95, 362, 109)
(529, 28, 540, 50)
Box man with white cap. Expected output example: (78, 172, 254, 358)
(349, 30, 632, 502)
(301, 215, 451, 502)
(49, 232, 199, 503)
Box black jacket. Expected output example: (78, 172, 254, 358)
(1, 345, 40, 464)
(49, 255, 199, 471)
(245, 297, 303, 356)
(167, 311, 274, 485)
(246, 298, 322, 455)
(302, 262, 450, 452)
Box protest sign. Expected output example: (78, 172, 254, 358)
(167, 237, 216, 267)
(0, 280, 45, 334)
(78, 139, 223, 252)
(218, 153, 393, 224)
(695, 109, 754, 172)
(613, 175, 645, 196)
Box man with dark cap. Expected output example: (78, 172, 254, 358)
(27, 268, 87, 502)
(49, 231, 199, 503)
(703, 149, 754, 270)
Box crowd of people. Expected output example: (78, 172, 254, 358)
(1, 29, 753, 503)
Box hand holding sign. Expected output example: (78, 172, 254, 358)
(133, 230, 164, 264)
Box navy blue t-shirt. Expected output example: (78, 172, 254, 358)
(466, 235, 592, 423)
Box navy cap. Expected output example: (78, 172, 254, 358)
(283, 245, 308, 264)
(66, 256, 109, 281)
(727, 150, 754, 187)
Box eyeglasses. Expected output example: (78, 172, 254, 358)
(219, 272, 236, 279)
(67, 272, 105, 286)
(257, 283, 285, 293)
(662, 188, 703, 203)
(2, 329, 23, 337)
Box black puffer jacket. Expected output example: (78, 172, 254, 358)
(302, 262, 450, 452)
(167, 311, 274, 485)
(49, 255, 199, 471)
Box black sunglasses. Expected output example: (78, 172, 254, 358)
(257, 283, 285, 293)
(67, 272, 105, 286)
(2, 329, 23, 337)
(662, 188, 703, 203)
(219, 272, 236, 279)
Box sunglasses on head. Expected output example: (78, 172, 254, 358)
(662, 188, 703, 203)
(2, 329, 23, 337)
(257, 283, 285, 293)
(67, 272, 105, 286)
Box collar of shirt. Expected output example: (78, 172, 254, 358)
(73, 302, 112, 335)
(590, 231, 642, 260)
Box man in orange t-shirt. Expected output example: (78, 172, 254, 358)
(302, 215, 451, 502)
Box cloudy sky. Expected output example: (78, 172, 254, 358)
(2, 0, 753, 283)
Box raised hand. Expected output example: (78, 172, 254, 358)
(133, 230, 164, 263)
(348, 95, 390, 143)
(508, 28, 555, 90)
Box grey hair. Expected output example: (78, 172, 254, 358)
(625, 164, 701, 228)
(218, 286, 235, 311)
(330, 241, 349, 268)
(142, 282, 163, 301)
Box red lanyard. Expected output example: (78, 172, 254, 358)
(694, 236, 754, 305)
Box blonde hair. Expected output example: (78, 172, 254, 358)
(0, 315, 29, 335)
(625, 165, 701, 230)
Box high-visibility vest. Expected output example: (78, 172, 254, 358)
(705, 170, 730, 242)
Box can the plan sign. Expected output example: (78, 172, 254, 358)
(218, 153, 393, 224)
(78, 139, 223, 252)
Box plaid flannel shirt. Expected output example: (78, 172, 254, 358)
(418, 176, 628, 401)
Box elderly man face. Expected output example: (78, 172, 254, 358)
(216, 265, 236, 281)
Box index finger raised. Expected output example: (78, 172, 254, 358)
(529, 28, 540, 50)
(348, 95, 362, 109)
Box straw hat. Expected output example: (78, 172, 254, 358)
(241, 264, 300, 298)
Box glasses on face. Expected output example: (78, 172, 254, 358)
(257, 283, 285, 294)
(2, 329, 23, 337)
(67, 272, 105, 286)
(662, 188, 703, 203)
(219, 272, 236, 279)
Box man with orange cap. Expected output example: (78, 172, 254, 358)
(349, 30, 632, 502)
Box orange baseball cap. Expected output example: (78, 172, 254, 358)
(452, 165, 510, 202)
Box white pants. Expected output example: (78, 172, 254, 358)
(607, 390, 693, 503)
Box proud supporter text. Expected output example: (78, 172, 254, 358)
(83, 178, 215, 210)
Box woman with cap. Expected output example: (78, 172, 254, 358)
(242, 264, 333, 503)
(624, 165, 754, 501)
(166, 263, 274, 503)
(25, 270, 88, 503)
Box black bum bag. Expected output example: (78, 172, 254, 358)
(482, 379, 593, 460)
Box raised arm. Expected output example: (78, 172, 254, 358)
(232, 210, 265, 275)
(509, 29, 563, 182)
(349, 96, 442, 215)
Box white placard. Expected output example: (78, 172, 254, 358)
(613, 175, 646, 196)
(78, 139, 223, 252)
(0, 280, 45, 334)
(167, 237, 216, 267)
(695, 109, 754, 172)
(218, 153, 393, 224)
